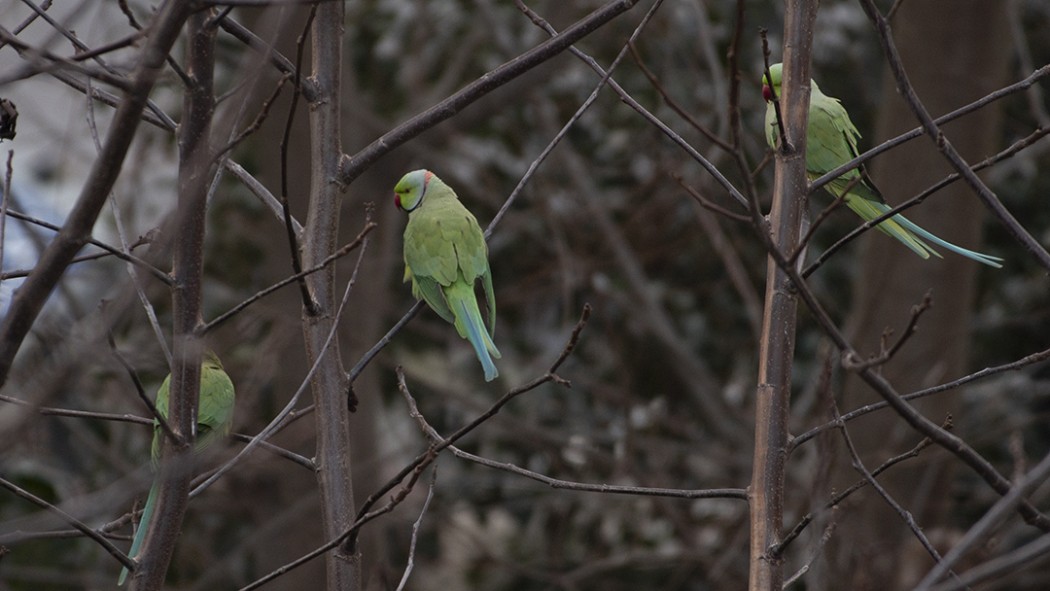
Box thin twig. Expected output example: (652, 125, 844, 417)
(199, 220, 376, 336)
(487, 0, 659, 238)
(774, 419, 947, 557)
(0, 392, 151, 425)
(831, 401, 960, 584)
(0, 475, 133, 569)
(724, 0, 760, 205)
(401, 367, 746, 500)
(914, 448, 1050, 590)
(2, 208, 170, 284)
(627, 42, 733, 152)
(842, 290, 932, 371)
(674, 174, 752, 222)
(394, 465, 437, 591)
(514, 0, 749, 210)
(240, 306, 592, 591)
(336, 0, 642, 187)
(106, 331, 179, 445)
(214, 73, 290, 159)
(792, 345, 1050, 448)
(279, 7, 319, 316)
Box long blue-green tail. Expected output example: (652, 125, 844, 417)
(848, 198, 1003, 268)
(117, 478, 158, 585)
(891, 212, 1004, 268)
(448, 285, 501, 381)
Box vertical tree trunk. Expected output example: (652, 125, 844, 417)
(831, 3, 1010, 588)
(749, 3, 818, 589)
(134, 8, 216, 590)
(302, 4, 361, 590)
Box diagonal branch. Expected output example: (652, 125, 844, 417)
(0, 0, 194, 387)
(336, 0, 641, 187)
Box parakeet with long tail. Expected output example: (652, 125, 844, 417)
(118, 351, 235, 585)
(762, 62, 1002, 267)
(395, 169, 501, 381)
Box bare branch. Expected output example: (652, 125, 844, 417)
(337, 0, 642, 186)
(0, 0, 194, 386)
(0, 475, 134, 569)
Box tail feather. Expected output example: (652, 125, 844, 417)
(891, 214, 1004, 268)
(118, 478, 158, 585)
(844, 198, 938, 259)
(448, 286, 500, 381)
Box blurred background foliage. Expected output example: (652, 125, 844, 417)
(0, 0, 1048, 589)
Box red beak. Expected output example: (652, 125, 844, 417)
(762, 84, 773, 103)
(394, 194, 402, 210)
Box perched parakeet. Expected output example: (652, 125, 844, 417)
(118, 351, 236, 586)
(762, 63, 1003, 268)
(395, 169, 501, 381)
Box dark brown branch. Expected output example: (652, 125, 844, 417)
(241, 306, 592, 591)
(0, 0, 193, 386)
(791, 346, 1050, 448)
(773, 418, 949, 558)
(199, 220, 376, 336)
(300, 1, 358, 586)
(132, 8, 218, 589)
(279, 9, 319, 316)
(842, 290, 932, 371)
(337, 0, 641, 187)
(3, 207, 171, 285)
(749, 6, 817, 588)
(514, 0, 749, 210)
(0, 475, 134, 569)
(627, 42, 734, 152)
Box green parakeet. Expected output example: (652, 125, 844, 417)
(762, 63, 1003, 267)
(118, 351, 236, 586)
(395, 169, 501, 381)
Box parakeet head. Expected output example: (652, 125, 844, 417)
(761, 63, 782, 103)
(203, 349, 223, 369)
(394, 169, 433, 212)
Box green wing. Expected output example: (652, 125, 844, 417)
(197, 354, 236, 445)
(403, 194, 494, 329)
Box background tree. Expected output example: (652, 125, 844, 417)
(0, 1, 1047, 590)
